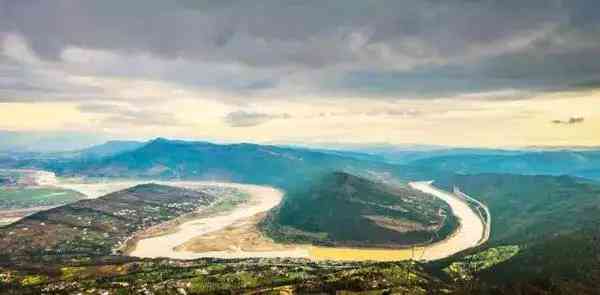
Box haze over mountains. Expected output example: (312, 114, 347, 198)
(4, 137, 600, 184)
(44, 138, 391, 188)
(410, 151, 600, 180)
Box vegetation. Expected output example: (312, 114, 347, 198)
(0, 184, 215, 263)
(444, 245, 520, 280)
(262, 172, 458, 248)
(431, 173, 600, 293)
(4, 140, 600, 293)
(198, 188, 249, 216)
(0, 258, 446, 294)
(0, 187, 85, 210)
(410, 150, 600, 180)
(435, 174, 600, 244)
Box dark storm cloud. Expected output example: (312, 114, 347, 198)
(1, 0, 600, 99)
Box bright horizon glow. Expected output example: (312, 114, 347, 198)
(1, 89, 598, 148)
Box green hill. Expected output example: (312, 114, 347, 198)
(262, 172, 458, 247)
(436, 173, 600, 244)
(433, 173, 600, 292)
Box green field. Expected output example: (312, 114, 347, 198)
(0, 187, 86, 209)
(199, 188, 250, 216)
(444, 245, 520, 280)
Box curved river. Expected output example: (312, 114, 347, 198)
(51, 176, 488, 261)
(407, 181, 488, 260)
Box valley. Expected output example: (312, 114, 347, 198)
(2, 139, 599, 294)
(1, 168, 489, 264)
(4, 3, 600, 292)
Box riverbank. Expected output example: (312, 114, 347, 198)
(308, 181, 488, 262)
(10, 170, 489, 262)
(128, 183, 309, 259)
(408, 181, 488, 260)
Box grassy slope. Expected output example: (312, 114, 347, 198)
(262, 172, 458, 248)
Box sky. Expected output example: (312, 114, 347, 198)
(1, 0, 600, 148)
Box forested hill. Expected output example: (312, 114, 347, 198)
(435, 173, 600, 244)
(433, 173, 600, 291)
(262, 171, 458, 247)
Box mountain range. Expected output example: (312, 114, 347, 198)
(410, 151, 600, 180)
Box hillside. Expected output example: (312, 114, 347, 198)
(0, 184, 215, 263)
(46, 138, 391, 188)
(410, 150, 600, 180)
(433, 173, 600, 290)
(68, 140, 145, 159)
(435, 174, 600, 244)
(262, 172, 457, 248)
(0, 139, 446, 190)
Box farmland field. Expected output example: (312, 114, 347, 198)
(0, 187, 85, 210)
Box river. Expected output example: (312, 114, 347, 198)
(21, 170, 488, 261)
(127, 182, 309, 259)
(408, 181, 488, 260)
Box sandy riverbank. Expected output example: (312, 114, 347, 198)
(128, 183, 309, 259)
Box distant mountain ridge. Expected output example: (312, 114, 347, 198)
(70, 140, 145, 159)
(409, 150, 600, 180)
(46, 138, 389, 188)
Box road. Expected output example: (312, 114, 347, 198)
(453, 187, 491, 245)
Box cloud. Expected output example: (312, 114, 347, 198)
(77, 102, 182, 127)
(0, 0, 567, 67)
(0, 0, 599, 103)
(224, 111, 291, 127)
(552, 117, 585, 125)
